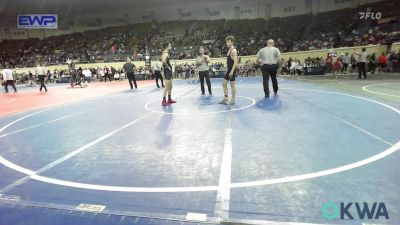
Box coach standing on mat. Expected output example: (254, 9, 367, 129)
(196, 47, 212, 95)
(256, 39, 281, 98)
(123, 57, 137, 89)
(35, 62, 48, 92)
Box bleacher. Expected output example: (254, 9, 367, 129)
(1, 0, 400, 68)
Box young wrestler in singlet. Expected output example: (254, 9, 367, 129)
(220, 36, 238, 105)
(161, 43, 177, 106)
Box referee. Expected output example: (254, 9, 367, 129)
(2, 66, 17, 94)
(256, 39, 281, 98)
(35, 62, 48, 92)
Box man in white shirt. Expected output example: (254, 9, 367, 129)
(151, 58, 164, 88)
(2, 66, 17, 94)
(341, 52, 351, 74)
(35, 62, 48, 92)
(83, 69, 92, 83)
(98, 68, 105, 80)
(195, 47, 212, 95)
(256, 39, 282, 98)
(290, 60, 297, 75)
(354, 48, 367, 79)
(83, 69, 92, 78)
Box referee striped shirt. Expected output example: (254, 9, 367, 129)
(152, 61, 162, 71)
(35, 66, 46, 76)
(256, 46, 281, 65)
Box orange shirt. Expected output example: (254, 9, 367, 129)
(378, 55, 387, 64)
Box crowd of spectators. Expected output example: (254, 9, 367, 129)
(276, 49, 400, 76)
(3, 48, 400, 88)
(1, 0, 400, 69)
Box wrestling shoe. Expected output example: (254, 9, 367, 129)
(162, 100, 170, 106)
(168, 99, 177, 104)
(219, 98, 228, 104)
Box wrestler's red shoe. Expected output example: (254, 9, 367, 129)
(162, 99, 170, 106)
(168, 99, 177, 104)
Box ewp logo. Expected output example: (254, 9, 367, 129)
(17, 14, 58, 29)
(322, 202, 389, 220)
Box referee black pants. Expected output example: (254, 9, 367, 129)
(358, 62, 367, 78)
(261, 64, 278, 96)
(4, 80, 17, 93)
(199, 70, 212, 94)
(154, 71, 164, 88)
(38, 75, 47, 92)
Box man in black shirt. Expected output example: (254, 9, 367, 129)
(68, 59, 77, 88)
(110, 66, 117, 81)
(123, 58, 137, 89)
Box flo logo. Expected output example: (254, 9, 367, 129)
(321, 202, 389, 220)
(359, 11, 382, 20)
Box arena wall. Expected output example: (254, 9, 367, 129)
(391, 42, 400, 53)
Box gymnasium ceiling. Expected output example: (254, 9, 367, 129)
(0, 0, 222, 14)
